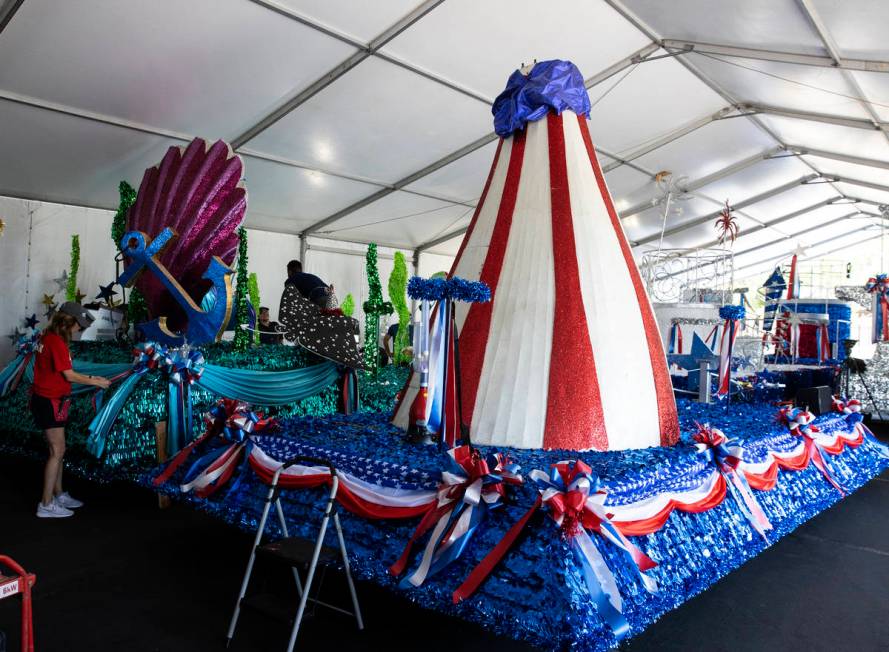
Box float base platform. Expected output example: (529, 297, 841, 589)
(146, 400, 889, 651)
(2, 451, 889, 652)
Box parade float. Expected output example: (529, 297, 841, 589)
(1, 60, 888, 652)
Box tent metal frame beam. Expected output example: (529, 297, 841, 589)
(305, 243, 395, 261)
(0, 189, 115, 212)
(416, 226, 468, 253)
(793, 0, 889, 145)
(301, 131, 498, 237)
(304, 43, 663, 239)
(421, 171, 825, 254)
(634, 174, 818, 246)
(232, 1, 450, 148)
(741, 102, 889, 132)
(657, 208, 862, 280)
(797, 232, 887, 265)
(660, 38, 889, 73)
(734, 225, 879, 274)
(604, 0, 851, 215)
(248, 0, 494, 107)
(0, 90, 476, 210)
(601, 105, 737, 173)
(0, 0, 24, 34)
(811, 174, 889, 196)
(692, 197, 840, 252)
(733, 212, 875, 263)
(789, 145, 889, 171)
(618, 146, 784, 219)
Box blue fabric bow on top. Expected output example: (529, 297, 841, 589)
(492, 59, 591, 137)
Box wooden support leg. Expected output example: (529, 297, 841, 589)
(155, 421, 171, 509)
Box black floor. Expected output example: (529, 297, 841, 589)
(1, 442, 888, 652)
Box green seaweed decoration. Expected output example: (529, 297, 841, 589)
(248, 272, 260, 344)
(232, 227, 251, 351)
(111, 181, 148, 324)
(112, 181, 136, 252)
(341, 294, 355, 318)
(387, 251, 411, 365)
(66, 234, 80, 302)
(362, 243, 393, 375)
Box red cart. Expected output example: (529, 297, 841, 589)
(0, 556, 35, 652)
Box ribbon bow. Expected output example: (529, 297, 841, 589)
(865, 274, 889, 295)
(778, 406, 845, 494)
(16, 332, 40, 357)
(207, 399, 274, 443)
(391, 445, 521, 588)
(0, 332, 41, 397)
(527, 461, 656, 640)
(132, 342, 170, 373)
(693, 423, 771, 540)
(154, 398, 276, 496)
(833, 396, 889, 459)
(167, 348, 205, 386)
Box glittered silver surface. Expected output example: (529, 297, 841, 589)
(848, 341, 889, 416)
(835, 286, 872, 309)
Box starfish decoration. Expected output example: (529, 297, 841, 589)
(96, 282, 117, 304)
(7, 327, 22, 343)
(75, 288, 87, 304)
(41, 293, 56, 307)
(44, 304, 57, 320)
(52, 270, 69, 292)
(24, 314, 39, 329)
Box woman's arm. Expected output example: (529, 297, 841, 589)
(62, 369, 111, 389)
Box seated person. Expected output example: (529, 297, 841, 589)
(384, 320, 414, 365)
(285, 260, 337, 309)
(257, 306, 283, 345)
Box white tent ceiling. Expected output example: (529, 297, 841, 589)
(0, 0, 888, 265)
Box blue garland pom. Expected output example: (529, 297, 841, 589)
(492, 59, 591, 137)
(408, 276, 447, 301)
(719, 304, 746, 321)
(446, 277, 491, 303)
(407, 276, 491, 304)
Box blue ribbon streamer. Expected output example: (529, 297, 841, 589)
(571, 536, 630, 640)
(86, 371, 146, 457)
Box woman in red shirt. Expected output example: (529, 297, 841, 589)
(32, 303, 111, 519)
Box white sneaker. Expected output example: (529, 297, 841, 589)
(55, 492, 84, 509)
(37, 501, 73, 518)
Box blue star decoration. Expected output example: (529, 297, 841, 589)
(24, 314, 39, 329)
(44, 304, 57, 320)
(667, 332, 720, 391)
(96, 282, 118, 303)
(7, 327, 22, 343)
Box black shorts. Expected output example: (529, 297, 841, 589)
(30, 394, 71, 430)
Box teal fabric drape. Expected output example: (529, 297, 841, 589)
(22, 360, 132, 395)
(197, 361, 339, 405)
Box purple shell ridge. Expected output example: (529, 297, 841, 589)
(126, 138, 247, 331)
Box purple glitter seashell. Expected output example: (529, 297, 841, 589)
(127, 138, 247, 330)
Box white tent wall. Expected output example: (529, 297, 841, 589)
(0, 195, 457, 364)
(0, 196, 119, 365)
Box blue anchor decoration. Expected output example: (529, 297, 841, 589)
(117, 229, 234, 346)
